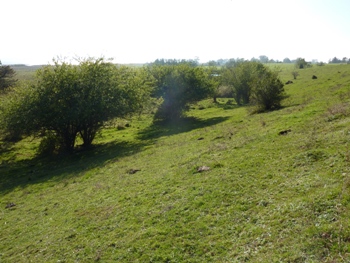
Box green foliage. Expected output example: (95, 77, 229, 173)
(250, 68, 286, 112)
(0, 58, 153, 152)
(0, 85, 37, 141)
(152, 58, 199, 67)
(149, 63, 214, 120)
(221, 60, 256, 105)
(0, 61, 17, 91)
(295, 57, 312, 69)
(221, 61, 286, 112)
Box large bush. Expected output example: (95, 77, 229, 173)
(221, 61, 286, 112)
(0, 58, 153, 152)
(221, 61, 264, 105)
(250, 68, 286, 112)
(149, 63, 214, 120)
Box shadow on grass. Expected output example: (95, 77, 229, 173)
(1, 116, 229, 194)
(0, 140, 148, 195)
(137, 116, 230, 140)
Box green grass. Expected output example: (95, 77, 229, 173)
(1, 64, 350, 262)
(11, 65, 43, 83)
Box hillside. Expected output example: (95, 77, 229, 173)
(1, 64, 350, 262)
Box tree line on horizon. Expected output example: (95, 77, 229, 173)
(203, 55, 350, 66)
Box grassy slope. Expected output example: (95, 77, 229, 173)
(1, 64, 350, 262)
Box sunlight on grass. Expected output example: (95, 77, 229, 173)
(1, 64, 350, 262)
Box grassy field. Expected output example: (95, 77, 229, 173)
(1, 64, 350, 262)
(10, 65, 43, 83)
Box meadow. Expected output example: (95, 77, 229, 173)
(1, 63, 350, 262)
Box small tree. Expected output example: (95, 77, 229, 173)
(74, 61, 153, 147)
(1, 58, 153, 152)
(0, 61, 17, 91)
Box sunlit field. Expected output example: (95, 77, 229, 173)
(1, 64, 350, 262)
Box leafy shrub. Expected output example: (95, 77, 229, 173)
(250, 68, 286, 113)
(221, 61, 286, 112)
(221, 61, 257, 105)
(149, 63, 214, 121)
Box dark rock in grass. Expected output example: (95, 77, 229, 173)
(312, 75, 318, 79)
(128, 169, 141, 174)
(5, 203, 16, 209)
(197, 166, 210, 172)
(197, 137, 204, 140)
(278, 129, 292, 135)
(285, 80, 293, 84)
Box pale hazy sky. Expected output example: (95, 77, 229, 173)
(1, 0, 349, 65)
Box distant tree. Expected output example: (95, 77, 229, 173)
(149, 63, 214, 120)
(207, 60, 217, 67)
(259, 55, 269, 63)
(216, 59, 228, 66)
(329, 57, 342, 64)
(283, 58, 292, 63)
(295, 58, 311, 69)
(0, 61, 17, 91)
(1, 58, 153, 152)
(152, 58, 198, 67)
(225, 58, 238, 68)
(342, 57, 348, 63)
(225, 58, 245, 68)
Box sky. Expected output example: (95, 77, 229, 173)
(1, 0, 350, 65)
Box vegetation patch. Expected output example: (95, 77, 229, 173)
(1, 63, 350, 262)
